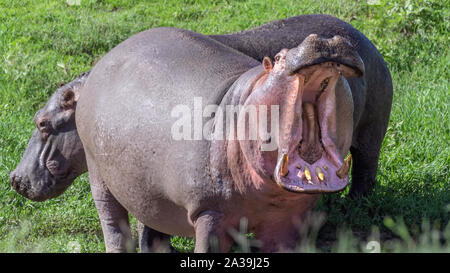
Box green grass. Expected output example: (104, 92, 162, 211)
(0, 0, 448, 252)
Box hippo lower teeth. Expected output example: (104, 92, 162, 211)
(304, 166, 312, 182)
(316, 167, 325, 181)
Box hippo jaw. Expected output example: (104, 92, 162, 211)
(10, 168, 77, 202)
(274, 150, 352, 194)
(10, 131, 82, 201)
(273, 61, 355, 194)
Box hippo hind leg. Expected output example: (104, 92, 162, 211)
(138, 221, 175, 253)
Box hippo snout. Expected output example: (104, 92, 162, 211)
(10, 171, 30, 197)
(10, 168, 51, 202)
(10, 164, 78, 202)
(10, 171, 20, 189)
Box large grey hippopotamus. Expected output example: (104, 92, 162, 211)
(10, 14, 392, 252)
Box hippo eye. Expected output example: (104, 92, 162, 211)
(38, 120, 50, 130)
(37, 119, 52, 136)
(37, 120, 53, 140)
(275, 55, 281, 62)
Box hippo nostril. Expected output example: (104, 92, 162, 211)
(10, 173, 22, 188)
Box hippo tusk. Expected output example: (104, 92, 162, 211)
(336, 153, 352, 179)
(274, 151, 289, 188)
(280, 152, 289, 177)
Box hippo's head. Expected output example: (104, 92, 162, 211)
(238, 34, 364, 193)
(10, 72, 89, 201)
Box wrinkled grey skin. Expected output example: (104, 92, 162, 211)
(11, 14, 392, 252)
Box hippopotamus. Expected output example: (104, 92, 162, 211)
(10, 14, 392, 252)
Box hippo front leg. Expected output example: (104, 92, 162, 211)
(349, 146, 380, 197)
(194, 211, 232, 253)
(349, 110, 391, 197)
(88, 164, 133, 252)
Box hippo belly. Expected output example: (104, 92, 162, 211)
(83, 90, 210, 236)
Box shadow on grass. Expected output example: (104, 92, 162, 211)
(313, 170, 449, 252)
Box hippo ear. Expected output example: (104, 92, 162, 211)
(262, 56, 273, 73)
(60, 89, 77, 110)
(286, 34, 364, 78)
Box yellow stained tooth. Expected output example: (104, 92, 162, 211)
(296, 164, 302, 169)
(304, 167, 312, 181)
(316, 167, 325, 181)
(323, 165, 328, 171)
(280, 153, 289, 177)
(336, 153, 352, 179)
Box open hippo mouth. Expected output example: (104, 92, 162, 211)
(273, 62, 354, 193)
(273, 65, 354, 193)
(270, 35, 364, 194)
